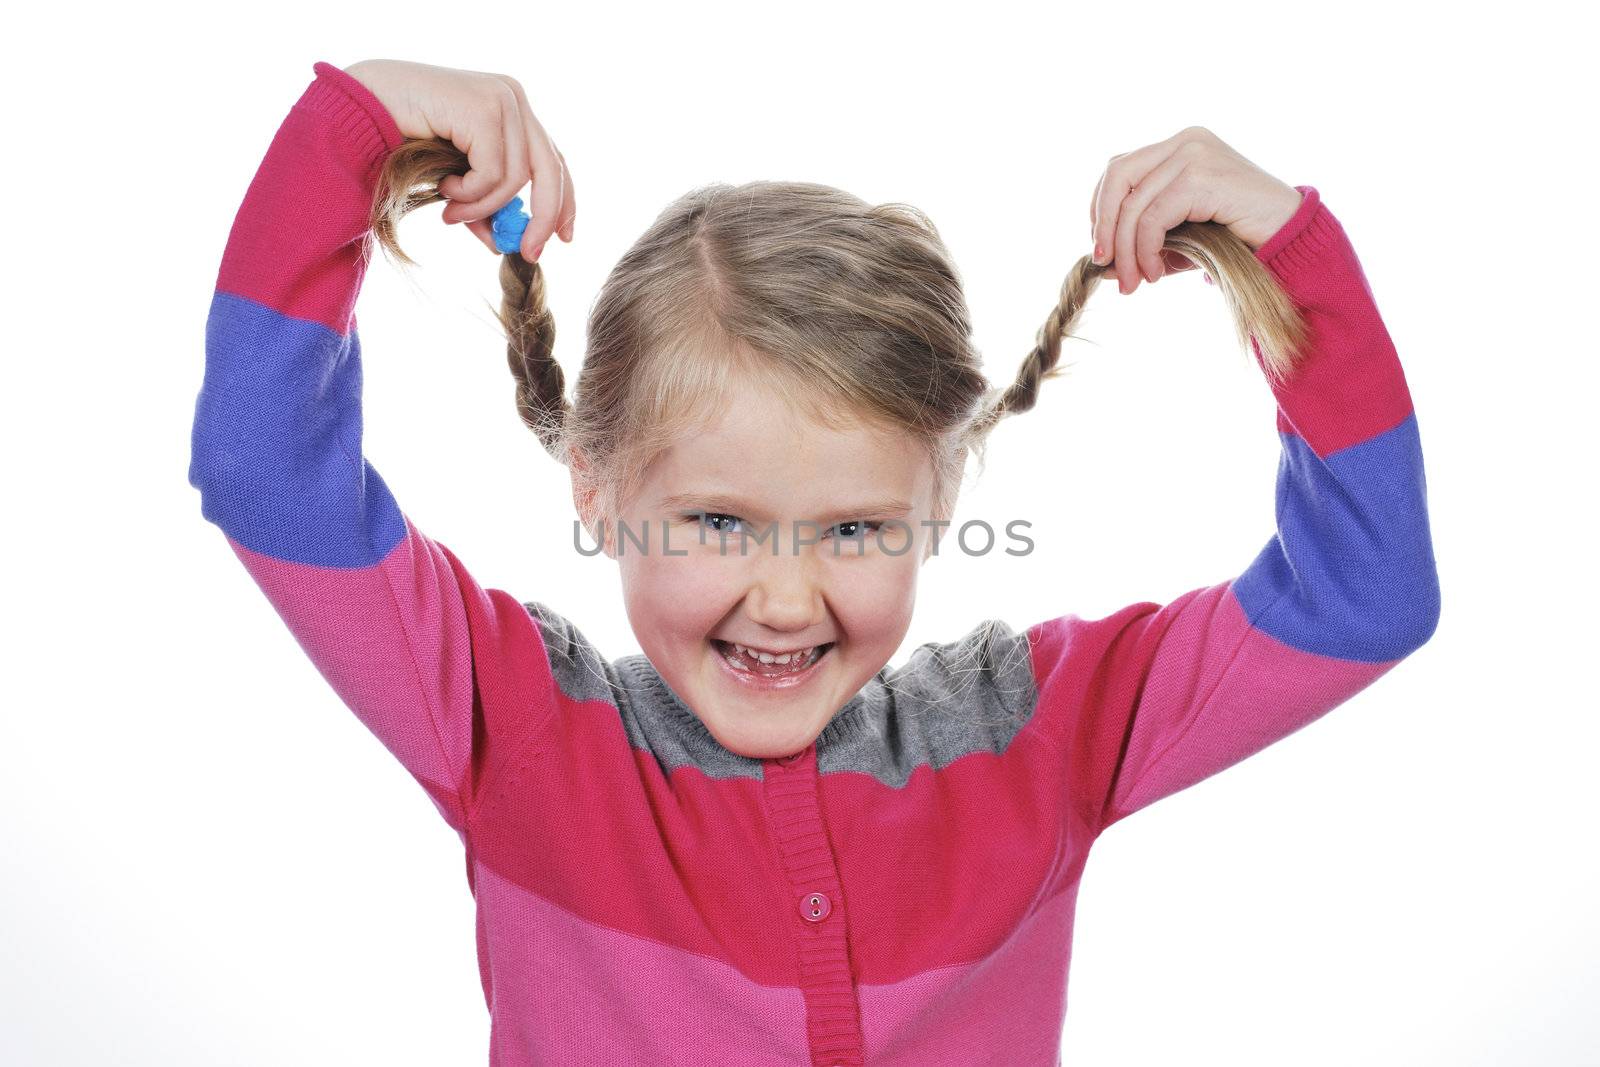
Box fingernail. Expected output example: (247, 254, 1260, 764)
(1093, 243, 1104, 264)
(532, 241, 546, 262)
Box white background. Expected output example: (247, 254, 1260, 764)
(6, 1, 1595, 1063)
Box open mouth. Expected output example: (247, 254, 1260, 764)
(711, 639, 835, 677)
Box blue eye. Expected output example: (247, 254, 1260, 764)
(692, 512, 743, 534)
(828, 520, 884, 540)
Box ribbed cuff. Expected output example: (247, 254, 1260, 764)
(296, 60, 406, 181)
(1255, 184, 1342, 286)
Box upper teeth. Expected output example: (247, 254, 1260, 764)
(733, 642, 815, 664)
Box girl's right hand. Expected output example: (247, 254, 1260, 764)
(343, 58, 575, 260)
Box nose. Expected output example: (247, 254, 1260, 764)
(743, 544, 826, 634)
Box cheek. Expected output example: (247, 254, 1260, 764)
(621, 553, 741, 638)
(828, 556, 920, 637)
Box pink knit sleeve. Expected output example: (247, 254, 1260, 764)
(1029, 186, 1442, 836)
(187, 61, 553, 835)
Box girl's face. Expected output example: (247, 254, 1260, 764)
(602, 376, 938, 760)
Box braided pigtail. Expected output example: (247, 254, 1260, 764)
(370, 138, 572, 462)
(970, 221, 1308, 448)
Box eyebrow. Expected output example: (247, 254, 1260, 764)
(658, 492, 913, 521)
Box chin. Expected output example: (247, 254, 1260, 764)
(715, 730, 816, 761)
(697, 700, 828, 762)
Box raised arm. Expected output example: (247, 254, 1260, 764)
(1033, 185, 1442, 836)
(187, 61, 531, 835)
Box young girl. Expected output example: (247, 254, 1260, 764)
(189, 58, 1440, 1066)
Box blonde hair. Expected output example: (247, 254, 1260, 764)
(370, 138, 1307, 548)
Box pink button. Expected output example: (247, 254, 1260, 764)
(800, 891, 831, 922)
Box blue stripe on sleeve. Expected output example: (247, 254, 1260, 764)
(189, 290, 407, 568)
(1232, 412, 1441, 662)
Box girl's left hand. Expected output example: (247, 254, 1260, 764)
(1089, 126, 1304, 296)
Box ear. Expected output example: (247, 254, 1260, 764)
(568, 448, 616, 560)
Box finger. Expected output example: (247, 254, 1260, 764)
(1093, 164, 1129, 285)
(1089, 169, 1105, 253)
(458, 88, 527, 225)
(499, 77, 566, 261)
(1111, 151, 1189, 295)
(1093, 153, 1136, 285)
(1127, 156, 1194, 287)
(455, 90, 531, 227)
(438, 89, 514, 224)
(1094, 139, 1182, 293)
(554, 145, 576, 242)
(490, 93, 532, 229)
(438, 115, 505, 223)
(521, 120, 567, 261)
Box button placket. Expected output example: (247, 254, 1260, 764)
(762, 740, 864, 1063)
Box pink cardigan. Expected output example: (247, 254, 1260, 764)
(188, 60, 1440, 1066)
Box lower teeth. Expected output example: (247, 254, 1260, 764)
(719, 642, 823, 675)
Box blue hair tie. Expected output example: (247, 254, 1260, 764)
(490, 196, 531, 254)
